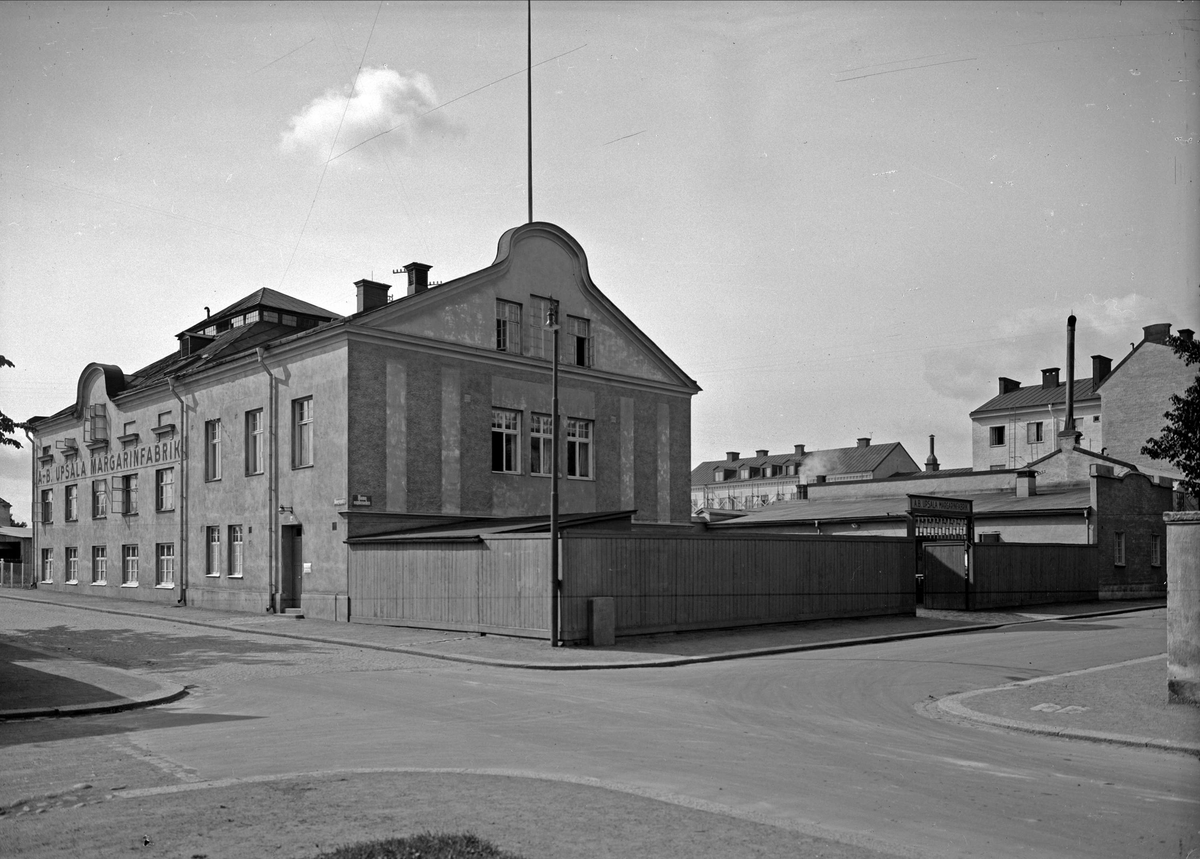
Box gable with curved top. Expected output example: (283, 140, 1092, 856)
(74, 364, 127, 419)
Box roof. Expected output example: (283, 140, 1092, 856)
(347, 510, 636, 543)
(0, 525, 33, 539)
(970, 378, 1099, 417)
(186, 287, 338, 333)
(710, 485, 1093, 528)
(691, 442, 916, 485)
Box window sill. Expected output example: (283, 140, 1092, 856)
(292, 464, 314, 471)
(157, 508, 176, 514)
(155, 583, 175, 589)
(65, 580, 78, 586)
(228, 574, 244, 579)
(121, 582, 138, 588)
(205, 573, 221, 578)
(90, 581, 107, 586)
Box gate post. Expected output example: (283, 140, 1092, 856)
(1166, 511, 1200, 706)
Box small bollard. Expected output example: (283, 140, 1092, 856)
(588, 597, 615, 647)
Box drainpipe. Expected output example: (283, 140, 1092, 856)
(24, 428, 36, 581)
(814, 519, 821, 535)
(166, 377, 188, 605)
(255, 347, 279, 613)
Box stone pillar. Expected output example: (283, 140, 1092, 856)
(1166, 511, 1200, 706)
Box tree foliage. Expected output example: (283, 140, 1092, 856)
(1142, 333, 1200, 499)
(0, 356, 24, 449)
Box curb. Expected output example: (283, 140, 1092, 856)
(929, 655, 1200, 759)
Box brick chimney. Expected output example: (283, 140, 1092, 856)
(726, 451, 740, 463)
(793, 444, 806, 456)
(1091, 354, 1112, 389)
(1180, 329, 1195, 342)
(857, 437, 871, 448)
(1015, 469, 1037, 497)
(403, 262, 433, 296)
(755, 449, 769, 458)
(1142, 323, 1172, 345)
(355, 279, 391, 314)
(1041, 368, 1060, 390)
(999, 377, 1021, 395)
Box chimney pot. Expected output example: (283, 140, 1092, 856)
(755, 449, 769, 458)
(857, 437, 871, 448)
(793, 444, 806, 456)
(404, 262, 433, 296)
(925, 434, 939, 472)
(355, 279, 391, 314)
(1178, 328, 1195, 342)
(726, 451, 740, 463)
(1091, 354, 1112, 389)
(999, 377, 1021, 395)
(1041, 367, 1060, 390)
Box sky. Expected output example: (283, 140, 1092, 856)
(1, 0, 1198, 520)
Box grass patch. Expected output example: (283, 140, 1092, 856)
(314, 831, 528, 859)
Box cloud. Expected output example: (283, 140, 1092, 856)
(281, 67, 455, 161)
(920, 292, 1181, 405)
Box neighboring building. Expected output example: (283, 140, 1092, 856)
(969, 366, 1103, 471)
(690, 439, 920, 513)
(969, 321, 1194, 478)
(706, 439, 1175, 599)
(1095, 324, 1195, 480)
(25, 222, 700, 620)
(0, 496, 32, 566)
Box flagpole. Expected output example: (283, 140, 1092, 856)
(527, 0, 533, 224)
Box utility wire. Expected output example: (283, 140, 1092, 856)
(328, 43, 586, 165)
(278, 1, 383, 290)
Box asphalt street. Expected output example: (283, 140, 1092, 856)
(1, 597, 1195, 859)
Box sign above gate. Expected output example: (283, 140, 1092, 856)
(908, 494, 972, 517)
(907, 494, 974, 541)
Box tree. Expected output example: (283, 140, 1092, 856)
(1142, 333, 1200, 499)
(0, 356, 24, 449)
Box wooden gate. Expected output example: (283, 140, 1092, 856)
(923, 542, 969, 610)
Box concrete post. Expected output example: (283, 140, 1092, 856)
(1165, 511, 1200, 706)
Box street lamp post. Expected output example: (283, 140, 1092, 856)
(546, 299, 560, 647)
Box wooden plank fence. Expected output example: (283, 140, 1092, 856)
(970, 543, 1098, 609)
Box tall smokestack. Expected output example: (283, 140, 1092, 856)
(926, 434, 939, 472)
(1059, 314, 1079, 447)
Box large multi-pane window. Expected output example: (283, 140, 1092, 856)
(228, 525, 244, 578)
(39, 488, 53, 524)
(65, 484, 78, 521)
(566, 418, 593, 479)
(111, 474, 138, 516)
(530, 413, 553, 476)
(205, 419, 222, 481)
(206, 526, 221, 576)
(122, 545, 139, 586)
(496, 300, 522, 353)
(527, 296, 552, 359)
(566, 316, 592, 367)
(91, 546, 107, 584)
(92, 479, 108, 518)
(156, 543, 175, 586)
(246, 409, 264, 475)
(491, 409, 520, 473)
(40, 549, 53, 583)
(65, 547, 78, 583)
(156, 468, 175, 511)
(293, 398, 313, 468)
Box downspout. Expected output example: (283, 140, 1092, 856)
(166, 377, 188, 605)
(255, 347, 278, 613)
(24, 428, 36, 581)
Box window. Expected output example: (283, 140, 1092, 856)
(205, 419, 222, 481)
(1027, 421, 1044, 444)
(65, 547, 78, 583)
(111, 474, 138, 516)
(65, 484, 78, 521)
(92, 479, 108, 518)
(293, 398, 314, 468)
(1152, 534, 1162, 568)
(1114, 531, 1126, 567)
(246, 409, 264, 475)
(530, 413, 553, 476)
(229, 525, 244, 577)
(527, 296, 552, 359)
(156, 543, 175, 586)
(40, 548, 53, 583)
(39, 488, 53, 523)
(989, 426, 1005, 446)
(491, 409, 520, 473)
(566, 316, 592, 367)
(92, 546, 107, 584)
(496, 299, 522, 353)
(83, 403, 108, 443)
(122, 545, 139, 586)
(206, 526, 221, 576)
(566, 418, 593, 479)
(156, 468, 176, 511)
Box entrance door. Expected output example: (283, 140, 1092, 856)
(280, 525, 304, 610)
(923, 542, 969, 610)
